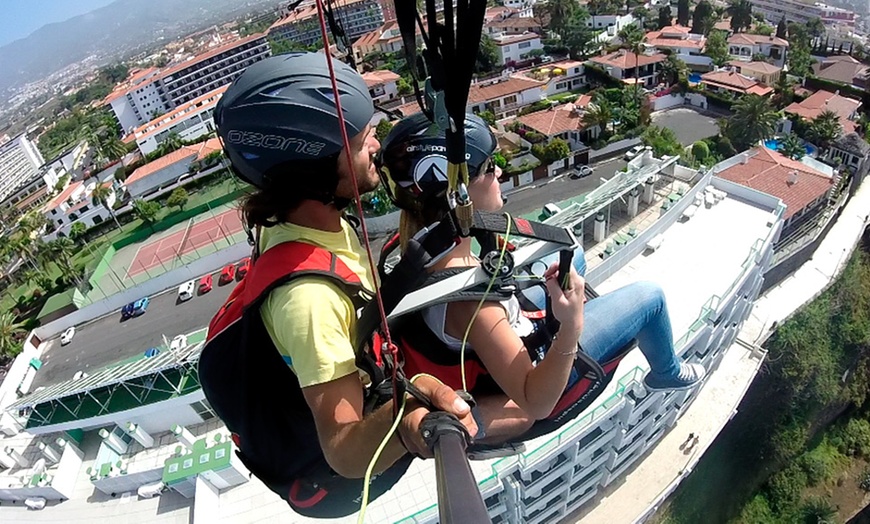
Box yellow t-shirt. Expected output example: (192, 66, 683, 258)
(259, 219, 375, 388)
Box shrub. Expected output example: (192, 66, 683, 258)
(692, 141, 710, 160)
(798, 439, 846, 486)
(736, 494, 778, 524)
(766, 464, 807, 513)
(831, 418, 870, 457)
(799, 497, 836, 524)
(717, 136, 737, 157)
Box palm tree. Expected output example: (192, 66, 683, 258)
(47, 237, 79, 285)
(779, 132, 805, 159)
(727, 0, 754, 33)
(0, 312, 25, 360)
(730, 94, 778, 149)
(617, 24, 646, 126)
(661, 54, 687, 85)
(582, 101, 613, 137)
(91, 184, 122, 229)
(100, 135, 127, 163)
(157, 132, 184, 157)
(540, 0, 578, 39)
(809, 109, 842, 149)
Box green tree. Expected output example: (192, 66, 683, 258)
(582, 101, 613, 135)
(692, 141, 710, 159)
(133, 199, 161, 229)
(90, 183, 122, 229)
(800, 497, 836, 524)
(0, 312, 25, 359)
(805, 17, 825, 38)
(476, 34, 500, 73)
(157, 132, 184, 157)
(69, 222, 87, 241)
(691, 0, 716, 35)
(779, 132, 806, 159)
(661, 54, 687, 84)
(531, 139, 571, 165)
(727, 0, 754, 33)
(477, 110, 497, 127)
(705, 30, 731, 67)
(539, 0, 578, 40)
(776, 16, 788, 39)
(618, 24, 646, 125)
(729, 94, 778, 149)
(166, 188, 189, 212)
(375, 119, 394, 142)
(787, 35, 813, 77)
(677, 0, 690, 26)
(562, 9, 595, 59)
(751, 24, 773, 37)
(657, 5, 673, 29)
(809, 109, 842, 148)
(642, 126, 684, 156)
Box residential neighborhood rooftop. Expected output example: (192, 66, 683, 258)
(701, 70, 773, 96)
(589, 49, 667, 69)
(727, 33, 789, 47)
(784, 89, 861, 135)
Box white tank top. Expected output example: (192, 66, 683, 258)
(420, 296, 536, 351)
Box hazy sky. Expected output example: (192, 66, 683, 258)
(0, 0, 118, 47)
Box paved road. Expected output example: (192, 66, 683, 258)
(503, 159, 629, 216)
(651, 107, 720, 146)
(32, 271, 236, 390)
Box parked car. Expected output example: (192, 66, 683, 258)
(236, 257, 251, 281)
(624, 145, 644, 160)
(60, 326, 76, 346)
(178, 280, 195, 302)
(121, 296, 150, 319)
(170, 334, 188, 351)
(199, 274, 213, 294)
(569, 165, 593, 179)
(219, 264, 235, 285)
(542, 203, 562, 218)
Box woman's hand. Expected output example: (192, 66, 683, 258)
(543, 262, 585, 338)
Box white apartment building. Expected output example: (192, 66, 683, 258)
(126, 86, 226, 156)
(103, 34, 270, 135)
(352, 21, 413, 64)
(516, 60, 588, 97)
(588, 49, 667, 87)
(42, 179, 117, 241)
(749, 0, 856, 26)
(2, 141, 89, 214)
(0, 134, 45, 203)
(587, 14, 637, 34)
(493, 32, 544, 66)
(269, 0, 384, 48)
(645, 25, 712, 67)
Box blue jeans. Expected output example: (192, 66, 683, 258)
(523, 248, 680, 378)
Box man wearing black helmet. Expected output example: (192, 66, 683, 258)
(212, 53, 478, 513)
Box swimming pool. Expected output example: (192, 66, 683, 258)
(764, 138, 818, 156)
(689, 73, 702, 83)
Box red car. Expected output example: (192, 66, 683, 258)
(218, 264, 235, 285)
(198, 274, 213, 294)
(236, 257, 251, 281)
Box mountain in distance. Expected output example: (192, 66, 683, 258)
(0, 0, 277, 104)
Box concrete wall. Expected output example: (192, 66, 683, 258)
(651, 93, 686, 112)
(34, 241, 250, 340)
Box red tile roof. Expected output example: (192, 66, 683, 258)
(362, 70, 400, 87)
(811, 55, 869, 85)
(46, 181, 83, 211)
(727, 33, 789, 47)
(701, 70, 773, 96)
(727, 60, 782, 75)
(716, 147, 833, 219)
(125, 148, 198, 186)
(784, 90, 860, 134)
(645, 25, 705, 50)
(517, 103, 590, 136)
(467, 77, 544, 104)
(589, 50, 666, 69)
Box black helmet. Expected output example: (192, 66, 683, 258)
(377, 112, 496, 214)
(214, 52, 374, 191)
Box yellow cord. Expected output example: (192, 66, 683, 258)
(458, 213, 513, 392)
(357, 373, 445, 524)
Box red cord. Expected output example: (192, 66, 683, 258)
(313, 0, 397, 353)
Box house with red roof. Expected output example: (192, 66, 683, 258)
(645, 25, 711, 67)
(493, 32, 543, 67)
(783, 89, 862, 136)
(727, 33, 789, 68)
(515, 60, 587, 97)
(588, 49, 667, 88)
(124, 138, 223, 200)
(466, 76, 546, 118)
(713, 146, 835, 233)
(516, 98, 598, 165)
(361, 70, 401, 104)
(41, 179, 118, 241)
(700, 69, 774, 97)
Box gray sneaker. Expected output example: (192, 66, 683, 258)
(643, 363, 706, 391)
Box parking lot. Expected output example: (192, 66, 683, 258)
(651, 107, 722, 146)
(31, 270, 237, 391)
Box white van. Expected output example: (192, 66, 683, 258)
(177, 280, 195, 302)
(542, 203, 561, 218)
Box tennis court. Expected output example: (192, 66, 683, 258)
(125, 209, 244, 278)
